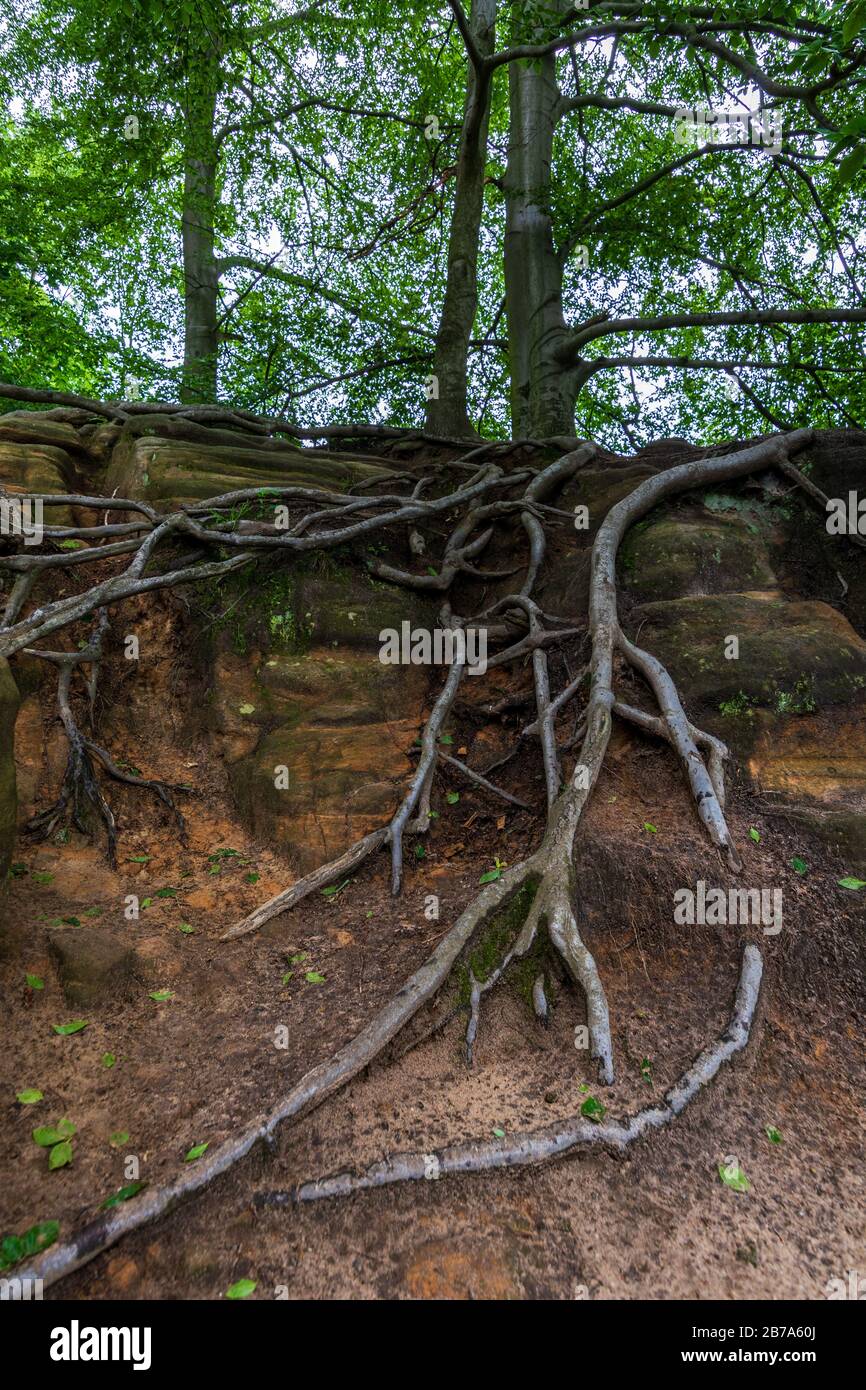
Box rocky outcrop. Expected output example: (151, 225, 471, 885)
(204, 567, 435, 873)
(103, 433, 392, 507)
(612, 434, 866, 873)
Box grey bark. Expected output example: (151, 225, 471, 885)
(180, 44, 221, 403)
(426, 0, 497, 438)
(503, 0, 577, 438)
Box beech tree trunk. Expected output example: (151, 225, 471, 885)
(425, 0, 497, 438)
(181, 45, 220, 403)
(503, 2, 577, 438)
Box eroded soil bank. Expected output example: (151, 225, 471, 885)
(2, 418, 865, 1298)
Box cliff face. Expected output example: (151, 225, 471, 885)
(3, 410, 866, 885)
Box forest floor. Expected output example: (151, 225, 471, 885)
(3, 620, 864, 1300)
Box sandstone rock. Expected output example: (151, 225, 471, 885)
(621, 514, 776, 600)
(747, 711, 866, 873)
(631, 594, 866, 723)
(204, 568, 435, 873)
(103, 434, 391, 507)
(46, 925, 138, 1008)
(0, 443, 76, 527)
(0, 412, 88, 455)
(560, 464, 656, 543)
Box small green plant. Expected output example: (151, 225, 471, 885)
(718, 691, 754, 718)
(33, 1118, 75, 1170)
(479, 857, 507, 884)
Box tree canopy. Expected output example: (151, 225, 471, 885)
(2, 0, 866, 446)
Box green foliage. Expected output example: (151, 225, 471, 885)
(0, 2, 865, 440)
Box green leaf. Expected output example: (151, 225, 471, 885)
(178, 922, 195, 933)
(838, 143, 866, 184)
(154, 886, 176, 898)
(281, 971, 293, 984)
(414, 843, 425, 859)
(749, 827, 761, 843)
(478, 869, 501, 884)
(321, 878, 351, 897)
(290, 952, 308, 964)
(148, 989, 174, 1001)
(439, 734, 454, 746)
(127, 855, 151, 863)
(0, 1221, 59, 1272)
(305, 971, 326, 983)
(48, 1139, 73, 1170)
(492, 1126, 505, 1138)
(16, 1088, 43, 1104)
(101, 1052, 116, 1069)
(225, 1278, 256, 1300)
(765, 1126, 782, 1144)
(580, 1097, 606, 1123)
(790, 857, 808, 875)
(33, 1119, 75, 1147)
(244, 872, 260, 884)
(32, 872, 53, 885)
(26, 973, 44, 990)
(719, 1161, 750, 1193)
(109, 1131, 130, 1147)
(238, 703, 255, 715)
(837, 876, 866, 890)
(643, 822, 658, 834)
(446, 792, 460, 804)
(842, 2, 866, 47)
(101, 1181, 146, 1209)
(52, 1019, 88, 1035)
(185, 1141, 209, 1162)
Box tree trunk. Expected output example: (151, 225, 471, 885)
(425, 0, 497, 438)
(181, 45, 220, 403)
(503, 3, 577, 438)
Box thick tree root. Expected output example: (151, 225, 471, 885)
(16, 866, 528, 1291)
(265, 944, 762, 1205)
(8, 428, 811, 1290)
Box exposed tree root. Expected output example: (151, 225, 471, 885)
(7, 425, 815, 1289)
(261, 943, 762, 1204)
(22, 611, 187, 863)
